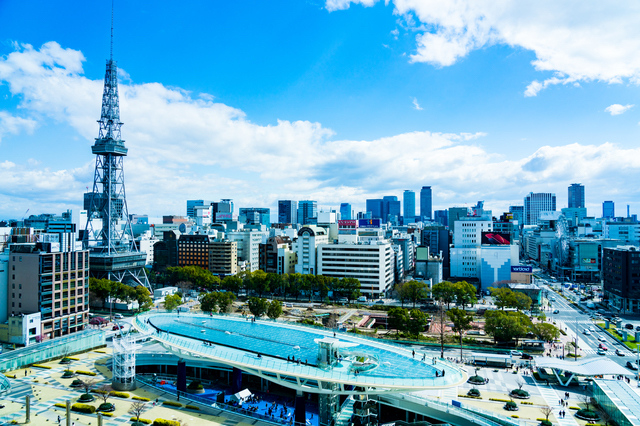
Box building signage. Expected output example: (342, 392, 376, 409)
(481, 232, 511, 245)
(216, 213, 233, 221)
(511, 266, 533, 273)
(338, 220, 358, 228)
(582, 258, 596, 264)
(358, 218, 381, 228)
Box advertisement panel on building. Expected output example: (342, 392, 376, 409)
(338, 220, 358, 228)
(216, 213, 233, 221)
(510, 266, 533, 274)
(358, 219, 381, 228)
(481, 232, 511, 245)
(582, 258, 596, 264)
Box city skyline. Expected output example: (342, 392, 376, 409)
(1, 1, 640, 219)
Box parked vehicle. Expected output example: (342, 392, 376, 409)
(626, 323, 635, 330)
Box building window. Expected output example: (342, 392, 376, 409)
(18, 303, 21, 308)
(19, 284, 21, 289)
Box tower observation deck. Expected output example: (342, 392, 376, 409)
(83, 8, 150, 290)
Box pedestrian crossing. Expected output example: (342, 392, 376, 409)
(535, 383, 579, 426)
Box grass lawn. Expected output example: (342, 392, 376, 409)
(606, 326, 640, 351)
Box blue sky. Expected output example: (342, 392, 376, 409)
(1, 0, 640, 220)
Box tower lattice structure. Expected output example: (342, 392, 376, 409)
(84, 15, 150, 290)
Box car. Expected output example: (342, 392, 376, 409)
(284, 303, 293, 308)
(375, 300, 385, 305)
(550, 297, 556, 301)
(626, 324, 635, 330)
(553, 310, 559, 314)
(636, 325, 640, 331)
(583, 329, 591, 335)
(338, 298, 349, 303)
(112, 325, 124, 331)
(627, 361, 639, 370)
(114, 313, 124, 319)
(616, 349, 626, 356)
(597, 349, 606, 355)
(589, 327, 595, 332)
(521, 354, 533, 360)
(599, 344, 608, 351)
(598, 336, 607, 342)
(510, 350, 523, 357)
(0, 404, 4, 409)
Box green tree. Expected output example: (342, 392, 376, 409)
(248, 297, 268, 318)
(341, 278, 361, 303)
(267, 300, 283, 320)
(514, 291, 533, 311)
(395, 282, 409, 307)
(89, 278, 113, 308)
(531, 322, 560, 342)
(218, 292, 236, 313)
(484, 310, 532, 344)
(134, 285, 154, 312)
(401, 281, 429, 308)
(432, 281, 457, 309)
(286, 273, 303, 300)
(163, 293, 182, 312)
(199, 292, 220, 313)
(447, 307, 474, 360)
(490, 287, 517, 309)
(387, 307, 410, 338)
(222, 275, 242, 294)
(454, 281, 478, 307)
(407, 309, 429, 339)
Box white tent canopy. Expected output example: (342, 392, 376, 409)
(535, 357, 631, 386)
(230, 389, 253, 404)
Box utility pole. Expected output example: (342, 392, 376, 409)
(439, 298, 445, 358)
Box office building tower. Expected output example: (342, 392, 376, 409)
(509, 206, 524, 226)
(420, 186, 433, 221)
(434, 210, 448, 227)
(366, 199, 382, 219)
(297, 200, 318, 225)
(339, 203, 352, 220)
(603, 247, 640, 313)
(568, 184, 585, 209)
(187, 200, 213, 218)
(382, 196, 401, 224)
(278, 200, 297, 224)
(239, 208, 270, 227)
(448, 207, 469, 233)
(523, 192, 556, 225)
(403, 190, 416, 224)
(603, 201, 615, 219)
(83, 25, 149, 289)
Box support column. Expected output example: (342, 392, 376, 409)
(25, 395, 30, 423)
(97, 413, 103, 426)
(232, 367, 242, 394)
(66, 400, 71, 426)
(177, 360, 187, 393)
(295, 390, 306, 426)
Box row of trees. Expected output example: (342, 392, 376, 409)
(161, 266, 362, 302)
(387, 307, 429, 338)
(490, 287, 533, 311)
(88, 278, 154, 312)
(485, 310, 560, 344)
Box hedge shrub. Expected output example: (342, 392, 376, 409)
(152, 419, 180, 426)
(133, 396, 151, 402)
(490, 398, 511, 403)
(511, 415, 519, 418)
(162, 401, 182, 407)
(76, 370, 97, 376)
(54, 403, 66, 408)
(32, 364, 52, 369)
(68, 357, 80, 361)
(109, 391, 130, 398)
(185, 405, 200, 410)
(71, 403, 96, 414)
(520, 401, 533, 405)
(570, 406, 580, 410)
(101, 413, 115, 417)
(130, 418, 152, 424)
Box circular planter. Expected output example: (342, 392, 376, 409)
(575, 410, 599, 421)
(467, 389, 481, 398)
(61, 371, 75, 379)
(539, 420, 552, 426)
(60, 358, 72, 364)
(98, 403, 115, 412)
(186, 388, 205, 394)
(70, 380, 84, 388)
(78, 394, 95, 402)
(509, 390, 530, 400)
(503, 402, 519, 412)
(467, 376, 489, 385)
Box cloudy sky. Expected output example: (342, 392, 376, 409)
(1, 0, 640, 221)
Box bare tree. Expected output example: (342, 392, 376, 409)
(579, 393, 594, 412)
(539, 406, 554, 423)
(516, 378, 526, 391)
(80, 378, 98, 397)
(128, 401, 147, 425)
(95, 384, 113, 406)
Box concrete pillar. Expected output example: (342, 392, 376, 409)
(25, 395, 30, 423)
(97, 413, 103, 426)
(295, 390, 306, 425)
(177, 360, 187, 393)
(231, 367, 242, 394)
(66, 400, 71, 426)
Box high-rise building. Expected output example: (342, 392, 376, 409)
(339, 203, 352, 220)
(523, 192, 556, 225)
(297, 201, 318, 225)
(187, 200, 213, 218)
(603, 201, 615, 219)
(403, 190, 416, 224)
(603, 246, 640, 313)
(83, 28, 149, 289)
(366, 199, 383, 219)
(239, 208, 270, 227)
(509, 206, 524, 226)
(568, 184, 585, 209)
(448, 207, 469, 233)
(382, 196, 401, 224)
(278, 200, 297, 224)
(420, 186, 432, 221)
(434, 210, 448, 227)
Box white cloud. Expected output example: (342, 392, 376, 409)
(0, 111, 38, 143)
(3, 42, 640, 217)
(605, 104, 634, 116)
(325, 0, 377, 11)
(412, 97, 423, 110)
(328, 1, 640, 96)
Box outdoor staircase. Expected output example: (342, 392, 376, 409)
(335, 397, 355, 426)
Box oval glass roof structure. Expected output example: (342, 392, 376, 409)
(133, 313, 466, 394)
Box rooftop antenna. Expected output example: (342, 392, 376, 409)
(110, 0, 114, 60)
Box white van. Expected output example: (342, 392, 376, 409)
(357, 296, 367, 303)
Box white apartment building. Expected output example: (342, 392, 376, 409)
(317, 242, 394, 298)
(604, 222, 640, 245)
(293, 226, 329, 275)
(228, 230, 263, 272)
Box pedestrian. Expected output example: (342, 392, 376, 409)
(412, 350, 415, 358)
(24, 370, 27, 377)
(57, 416, 60, 424)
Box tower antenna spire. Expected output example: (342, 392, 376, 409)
(110, 0, 114, 60)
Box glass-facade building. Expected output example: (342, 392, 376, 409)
(339, 203, 352, 220)
(297, 200, 318, 225)
(523, 192, 556, 225)
(568, 183, 585, 208)
(278, 200, 297, 224)
(420, 186, 432, 221)
(403, 190, 416, 224)
(603, 201, 615, 219)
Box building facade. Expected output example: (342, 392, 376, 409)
(603, 201, 615, 219)
(293, 226, 328, 275)
(278, 200, 297, 224)
(239, 208, 270, 227)
(568, 183, 585, 209)
(524, 192, 556, 225)
(603, 246, 640, 313)
(420, 186, 432, 221)
(339, 203, 352, 220)
(403, 190, 416, 224)
(297, 201, 318, 226)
